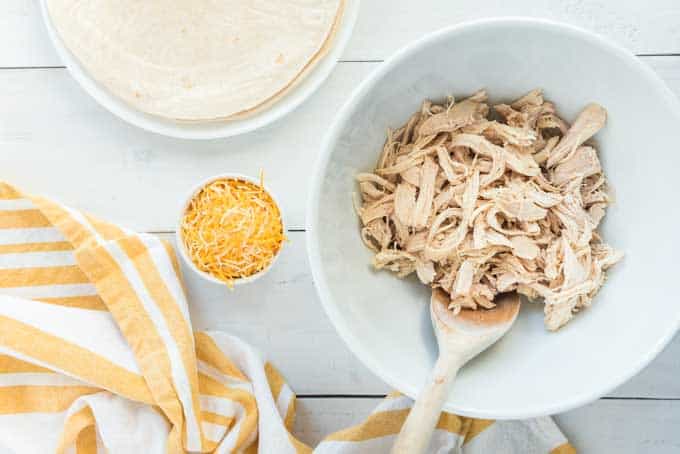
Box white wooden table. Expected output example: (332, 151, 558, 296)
(3, 1, 680, 451)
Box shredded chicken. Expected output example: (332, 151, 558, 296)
(355, 89, 622, 331)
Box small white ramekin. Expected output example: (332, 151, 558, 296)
(175, 173, 286, 286)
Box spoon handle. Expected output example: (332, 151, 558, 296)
(391, 353, 461, 454)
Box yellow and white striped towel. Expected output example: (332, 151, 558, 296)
(0, 181, 575, 454)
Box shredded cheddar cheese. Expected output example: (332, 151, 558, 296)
(180, 177, 285, 287)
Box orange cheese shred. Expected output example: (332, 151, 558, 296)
(180, 177, 285, 287)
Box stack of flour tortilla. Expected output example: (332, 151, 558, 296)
(46, 0, 344, 121)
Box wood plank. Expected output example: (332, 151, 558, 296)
(293, 397, 680, 452)
(0, 1, 56, 67)
(0, 62, 378, 231)
(4, 0, 680, 67)
(349, 0, 680, 60)
(1, 57, 680, 231)
(160, 232, 680, 399)
(555, 400, 680, 453)
(2, 1, 679, 449)
(0, 60, 678, 397)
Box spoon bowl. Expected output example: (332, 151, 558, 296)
(392, 292, 521, 454)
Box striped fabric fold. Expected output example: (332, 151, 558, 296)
(0, 182, 574, 454)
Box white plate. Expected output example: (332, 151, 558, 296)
(308, 18, 680, 419)
(40, 0, 360, 140)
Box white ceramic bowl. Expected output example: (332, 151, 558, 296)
(39, 0, 360, 140)
(307, 18, 680, 419)
(176, 173, 285, 286)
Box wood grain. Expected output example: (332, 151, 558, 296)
(0, 63, 378, 231)
(1, 57, 679, 231)
(294, 397, 680, 452)
(3, 0, 680, 67)
(556, 399, 680, 453)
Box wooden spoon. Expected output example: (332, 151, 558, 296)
(391, 290, 521, 454)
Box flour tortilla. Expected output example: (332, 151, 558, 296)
(46, 0, 344, 122)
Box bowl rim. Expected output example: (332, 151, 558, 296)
(306, 16, 680, 419)
(176, 173, 286, 287)
(39, 0, 361, 140)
